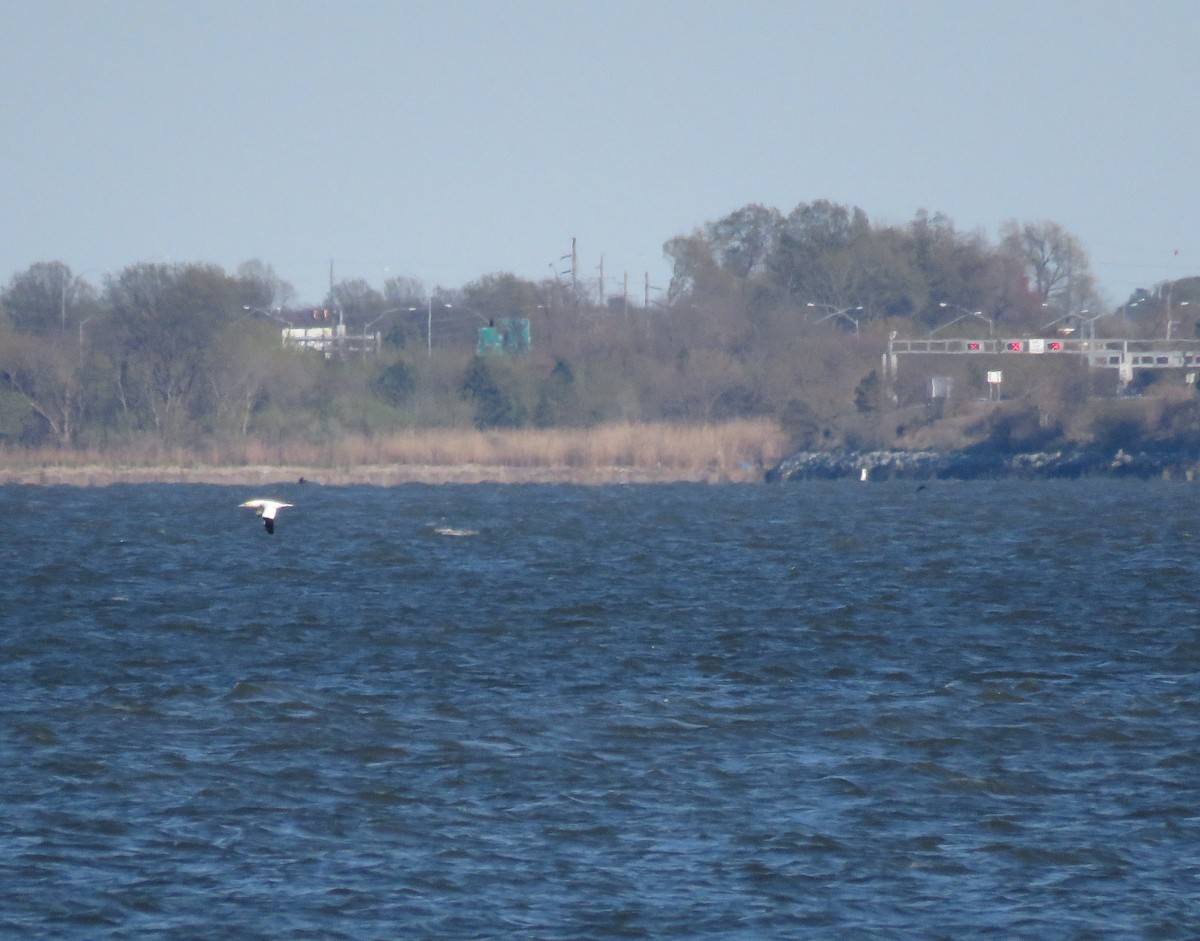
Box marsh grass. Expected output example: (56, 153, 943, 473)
(0, 420, 788, 483)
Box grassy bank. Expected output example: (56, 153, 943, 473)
(0, 420, 789, 486)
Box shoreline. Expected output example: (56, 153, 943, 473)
(11, 444, 1200, 487)
(0, 462, 768, 487)
(766, 446, 1200, 482)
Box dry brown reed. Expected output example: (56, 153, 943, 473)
(0, 420, 788, 485)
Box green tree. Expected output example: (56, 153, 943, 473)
(2, 262, 99, 335)
(705, 204, 782, 279)
(462, 357, 525, 429)
(376, 359, 416, 405)
(462, 272, 541, 319)
(664, 230, 722, 301)
(854, 370, 883, 413)
(769, 200, 872, 303)
(534, 358, 582, 427)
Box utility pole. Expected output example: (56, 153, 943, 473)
(598, 254, 605, 306)
(329, 258, 343, 326)
(1166, 279, 1176, 341)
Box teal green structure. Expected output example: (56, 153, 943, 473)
(477, 318, 531, 355)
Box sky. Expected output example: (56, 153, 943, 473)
(2, 0, 1198, 308)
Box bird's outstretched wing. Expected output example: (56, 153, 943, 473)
(240, 499, 292, 535)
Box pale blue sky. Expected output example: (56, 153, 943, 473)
(2, 0, 1197, 307)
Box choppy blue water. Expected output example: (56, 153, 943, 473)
(2, 479, 1198, 939)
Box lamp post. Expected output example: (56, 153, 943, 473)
(363, 306, 411, 333)
(1165, 281, 1177, 341)
(1041, 302, 1076, 335)
(934, 302, 993, 337)
(406, 302, 490, 356)
(1077, 309, 1102, 342)
(806, 302, 864, 335)
(60, 270, 95, 336)
(1121, 298, 1146, 336)
(361, 307, 416, 352)
(241, 305, 289, 324)
(407, 300, 435, 357)
(78, 315, 95, 366)
(446, 303, 488, 323)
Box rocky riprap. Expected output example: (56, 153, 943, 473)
(765, 446, 1200, 482)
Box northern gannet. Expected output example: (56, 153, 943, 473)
(240, 499, 293, 535)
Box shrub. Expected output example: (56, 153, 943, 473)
(376, 361, 415, 405)
(974, 402, 1063, 453)
(1087, 401, 1151, 452)
(462, 357, 526, 429)
(854, 369, 883, 413)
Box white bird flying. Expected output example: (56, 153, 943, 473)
(240, 499, 293, 535)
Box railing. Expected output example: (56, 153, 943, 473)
(886, 337, 1200, 370)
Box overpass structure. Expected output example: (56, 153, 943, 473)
(884, 335, 1200, 392)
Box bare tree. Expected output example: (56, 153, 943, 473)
(105, 262, 246, 441)
(999, 219, 1099, 315)
(0, 330, 87, 444)
(205, 323, 308, 437)
(236, 259, 295, 309)
(330, 278, 384, 321)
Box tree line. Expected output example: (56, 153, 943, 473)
(2, 200, 1196, 452)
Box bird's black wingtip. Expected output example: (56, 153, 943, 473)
(264, 518, 275, 534)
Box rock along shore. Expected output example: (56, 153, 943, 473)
(765, 446, 1200, 482)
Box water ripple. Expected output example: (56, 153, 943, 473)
(1, 480, 1198, 937)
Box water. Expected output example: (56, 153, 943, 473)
(1, 480, 1198, 939)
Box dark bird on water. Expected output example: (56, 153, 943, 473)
(240, 499, 293, 534)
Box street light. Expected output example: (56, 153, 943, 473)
(806, 302, 864, 335)
(445, 303, 488, 323)
(1171, 300, 1190, 340)
(1165, 280, 1178, 340)
(407, 300, 436, 357)
(78, 315, 96, 366)
(364, 306, 412, 333)
(241, 305, 289, 324)
(60, 270, 95, 335)
(406, 302, 490, 356)
(1074, 309, 1104, 343)
(1120, 298, 1146, 334)
(934, 302, 993, 337)
(1041, 302, 1076, 335)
